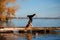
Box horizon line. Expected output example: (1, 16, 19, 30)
(10, 17, 60, 19)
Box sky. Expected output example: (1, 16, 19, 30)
(14, 0, 60, 17)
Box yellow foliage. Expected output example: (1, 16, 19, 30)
(1, 15, 6, 21)
(0, 0, 17, 21)
(7, 7, 15, 16)
(9, 0, 15, 3)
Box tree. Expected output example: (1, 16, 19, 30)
(0, 0, 17, 21)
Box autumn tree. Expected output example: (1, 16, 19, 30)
(0, 0, 17, 21)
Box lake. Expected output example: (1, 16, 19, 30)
(11, 19, 60, 27)
(0, 19, 60, 40)
(0, 33, 60, 40)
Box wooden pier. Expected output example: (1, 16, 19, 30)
(0, 27, 60, 33)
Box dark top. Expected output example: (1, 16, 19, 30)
(26, 14, 36, 27)
(27, 14, 36, 22)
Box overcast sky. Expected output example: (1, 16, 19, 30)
(14, 0, 60, 17)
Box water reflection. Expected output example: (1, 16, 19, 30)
(0, 35, 6, 40)
(0, 33, 14, 40)
(0, 21, 4, 26)
(0, 31, 60, 40)
(0, 33, 38, 40)
(26, 33, 32, 40)
(0, 21, 14, 27)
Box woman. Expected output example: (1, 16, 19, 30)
(25, 14, 36, 30)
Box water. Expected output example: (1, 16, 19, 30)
(1, 19, 60, 27)
(0, 33, 60, 40)
(0, 19, 60, 40)
(11, 19, 60, 27)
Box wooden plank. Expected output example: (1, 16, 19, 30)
(0, 27, 60, 31)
